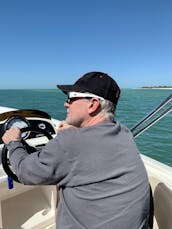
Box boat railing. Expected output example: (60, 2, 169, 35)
(130, 94, 172, 138)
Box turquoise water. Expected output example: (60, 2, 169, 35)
(0, 89, 171, 167)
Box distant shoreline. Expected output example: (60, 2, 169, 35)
(141, 87, 172, 90)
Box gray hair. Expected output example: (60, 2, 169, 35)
(99, 99, 116, 121)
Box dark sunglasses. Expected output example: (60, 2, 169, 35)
(65, 96, 93, 104)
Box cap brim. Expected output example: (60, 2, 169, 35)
(57, 85, 86, 94)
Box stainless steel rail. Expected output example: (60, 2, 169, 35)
(131, 94, 172, 138)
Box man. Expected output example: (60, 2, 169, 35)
(2, 72, 150, 228)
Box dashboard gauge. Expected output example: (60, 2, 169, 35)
(5, 116, 30, 139)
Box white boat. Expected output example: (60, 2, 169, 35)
(0, 100, 171, 229)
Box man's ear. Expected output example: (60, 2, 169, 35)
(88, 98, 101, 115)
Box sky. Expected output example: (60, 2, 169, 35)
(0, 0, 172, 89)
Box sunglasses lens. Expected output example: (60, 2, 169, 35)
(66, 97, 74, 103)
(66, 95, 93, 104)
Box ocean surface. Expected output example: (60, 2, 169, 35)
(0, 89, 171, 167)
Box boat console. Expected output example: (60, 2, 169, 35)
(0, 109, 56, 144)
(0, 108, 60, 228)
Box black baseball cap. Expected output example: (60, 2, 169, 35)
(57, 71, 121, 105)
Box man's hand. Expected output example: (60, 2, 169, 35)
(2, 127, 21, 144)
(58, 121, 76, 131)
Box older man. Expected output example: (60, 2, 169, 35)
(3, 72, 150, 229)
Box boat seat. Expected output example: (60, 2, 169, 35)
(154, 182, 172, 229)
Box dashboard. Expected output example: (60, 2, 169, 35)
(0, 109, 56, 144)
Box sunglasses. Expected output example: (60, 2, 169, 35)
(65, 97, 90, 104)
(66, 92, 104, 104)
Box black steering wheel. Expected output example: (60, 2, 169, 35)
(1, 127, 53, 183)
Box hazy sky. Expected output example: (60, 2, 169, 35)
(0, 0, 172, 89)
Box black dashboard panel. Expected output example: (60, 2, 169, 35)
(0, 109, 56, 144)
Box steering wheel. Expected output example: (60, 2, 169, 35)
(1, 127, 53, 183)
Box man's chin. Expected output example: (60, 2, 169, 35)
(67, 120, 79, 128)
(65, 118, 73, 126)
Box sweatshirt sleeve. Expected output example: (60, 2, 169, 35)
(7, 136, 71, 185)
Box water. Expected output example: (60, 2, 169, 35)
(0, 89, 171, 167)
